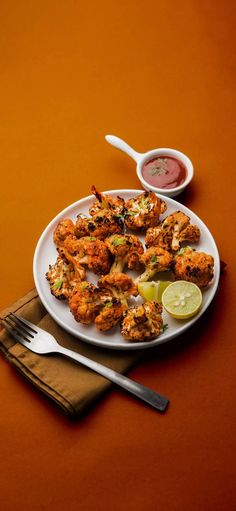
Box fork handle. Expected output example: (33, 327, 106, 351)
(57, 345, 169, 412)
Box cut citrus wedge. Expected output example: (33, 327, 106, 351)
(138, 281, 172, 303)
(162, 281, 202, 319)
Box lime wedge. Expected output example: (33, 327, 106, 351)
(162, 281, 202, 319)
(138, 281, 172, 303)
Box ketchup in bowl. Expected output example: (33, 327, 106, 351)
(142, 156, 187, 189)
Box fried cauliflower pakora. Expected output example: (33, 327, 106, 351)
(69, 282, 101, 324)
(47, 188, 215, 340)
(70, 273, 137, 331)
(124, 191, 167, 231)
(95, 298, 126, 332)
(75, 211, 124, 240)
(136, 247, 173, 283)
(89, 185, 125, 216)
(98, 272, 138, 302)
(53, 219, 75, 248)
(95, 273, 138, 331)
(145, 211, 200, 251)
(46, 256, 81, 300)
(105, 234, 144, 273)
(59, 236, 111, 276)
(69, 280, 126, 330)
(121, 301, 163, 341)
(173, 247, 214, 287)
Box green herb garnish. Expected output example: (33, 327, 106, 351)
(162, 323, 168, 333)
(81, 282, 89, 291)
(104, 301, 113, 308)
(53, 279, 63, 290)
(177, 247, 186, 255)
(125, 211, 136, 217)
(149, 158, 167, 176)
(113, 237, 126, 247)
(139, 198, 149, 208)
(177, 246, 195, 255)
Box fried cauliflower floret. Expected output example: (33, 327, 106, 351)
(59, 236, 111, 275)
(136, 247, 173, 283)
(173, 247, 214, 288)
(89, 185, 125, 216)
(121, 301, 163, 342)
(53, 219, 75, 248)
(95, 273, 138, 331)
(95, 298, 126, 332)
(46, 256, 81, 300)
(57, 235, 86, 281)
(75, 211, 124, 240)
(98, 273, 138, 303)
(145, 211, 200, 251)
(105, 234, 144, 273)
(69, 282, 101, 324)
(124, 191, 167, 231)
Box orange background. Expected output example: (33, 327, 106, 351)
(0, 1, 236, 510)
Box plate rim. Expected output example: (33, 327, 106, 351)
(33, 189, 220, 350)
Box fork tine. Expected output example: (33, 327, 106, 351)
(4, 316, 32, 340)
(8, 313, 35, 338)
(10, 312, 38, 334)
(2, 318, 29, 346)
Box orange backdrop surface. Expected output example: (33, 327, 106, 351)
(0, 1, 236, 510)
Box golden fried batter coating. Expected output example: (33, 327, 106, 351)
(75, 211, 124, 240)
(95, 273, 138, 331)
(69, 282, 101, 324)
(98, 272, 138, 300)
(89, 186, 125, 216)
(145, 211, 200, 251)
(136, 247, 173, 283)
(57, 235, 86, 281)
(121, 301, 163, 342)
(59, 236, 111, 276)
(145, 226, 162, 248)
(46, 256, 81, 299)
(124, 191, 167, 231)
(95, 298, 126, 331)
(173, 247, 214, 287)
(53, 219, 75, 248)
(105, 234, 144, 273)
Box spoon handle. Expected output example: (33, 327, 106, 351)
(105, 134, 143, 163)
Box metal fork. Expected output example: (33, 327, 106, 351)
(1, 313, 169, 412)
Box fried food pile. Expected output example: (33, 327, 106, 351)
(46, 186, 214, 342)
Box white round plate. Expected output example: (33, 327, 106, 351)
(33, 190, 220, 350)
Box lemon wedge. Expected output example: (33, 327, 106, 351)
(162, 281, 202, 319)
(138, 281, 172, 303)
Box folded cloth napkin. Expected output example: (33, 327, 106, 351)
(0, 289, 143, 417)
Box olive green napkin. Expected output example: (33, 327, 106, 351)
(0, 289, 143, 417)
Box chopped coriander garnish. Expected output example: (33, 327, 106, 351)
(139, 198, 149, 208)
(53, 279, 63, 290)
(177, 246, 194, 255)
(113, 237, 126, 246)
(162, 323, 168, 332)
(125, 211, 136, 216)
(151, 255, 157, 263)
(105, 301, 113, 308)
(177, 247, 186, 255)
(81, 282, 89, 291)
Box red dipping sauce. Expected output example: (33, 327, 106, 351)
(142, 156, 187, 189)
